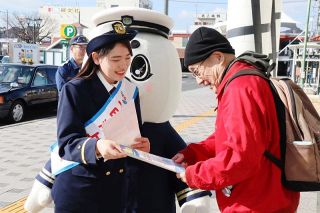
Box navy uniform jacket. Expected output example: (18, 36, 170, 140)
(52, 73, 142, 213)
(55, 58, 80, 92)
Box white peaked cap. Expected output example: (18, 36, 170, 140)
(92, 7, 174, 37)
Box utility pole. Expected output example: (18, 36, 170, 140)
(317, 1, 320, 35)
(6, 10, 8, 50)
(78, 9, 81, 24)
(164, 0, 169, 15)
(33, 22, 36, 44)
(301, 0, 312, 87)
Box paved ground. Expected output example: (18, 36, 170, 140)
(0, 85, 320, 212)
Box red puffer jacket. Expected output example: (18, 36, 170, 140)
(180, 61, 299, 213)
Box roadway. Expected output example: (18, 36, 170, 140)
(0, 74, 197, 127)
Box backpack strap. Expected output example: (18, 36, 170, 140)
(222, 68, 285, 170)
(219, 51, 274, 86)
(223, 69, 269, 94)
(263, 150, 283, 168)
(280, 79, 300, 133)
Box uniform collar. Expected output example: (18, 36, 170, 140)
(70, 58, 81, 70)
(97, 71, 119, 92)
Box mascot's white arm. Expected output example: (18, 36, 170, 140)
(24, 179, 53, 213)
(24, 161, 54, 213)
(180, 195, 213, 213)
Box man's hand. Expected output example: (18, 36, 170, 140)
(173, 153, 188, 183)
(131, 137, 150, 153)
(172, 153, 188, 167)
(177, 171, 187, 183)
(172, 153, 186, 164)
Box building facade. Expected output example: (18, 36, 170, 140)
(189, 12, 227, 35)
(38, 0, 152, 65)
(97, 0, 152, 9)
(287, 43, 320, 94)
(39, 0, 152, 39)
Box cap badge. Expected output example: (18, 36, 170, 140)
(121, 16, 133, 26)
(112, 22, 126, 34)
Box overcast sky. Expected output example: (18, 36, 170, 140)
(0, 0, 314, 31)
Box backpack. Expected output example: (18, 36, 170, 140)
(222, 51, 320, 192)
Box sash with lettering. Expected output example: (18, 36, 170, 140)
(51, 78, 139, 176)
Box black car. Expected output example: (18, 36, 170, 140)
(0, 63, 58, 123)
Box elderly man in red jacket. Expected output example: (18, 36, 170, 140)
(173, 27, 299, 213)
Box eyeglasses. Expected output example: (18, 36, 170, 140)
(190, 61, 204, 78)
(73, 45, 87, 50)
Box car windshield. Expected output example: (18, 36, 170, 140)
(0, 65, 34, 85)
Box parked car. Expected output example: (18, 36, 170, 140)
(0, 63, 58, 123)
(1, 56, 9, 63)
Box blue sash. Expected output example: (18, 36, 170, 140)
(51, 78, 138, 176)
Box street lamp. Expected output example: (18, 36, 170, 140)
(0, 10, 8, 39)
(0, 27, 5, 36)
(0, 10, 9, 54)
(27, 18, 42, 44)
(0, 27, 5, 55)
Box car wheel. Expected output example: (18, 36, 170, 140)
(9, 101, 25, 123)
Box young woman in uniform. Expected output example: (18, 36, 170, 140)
(52, 21, 150, 213)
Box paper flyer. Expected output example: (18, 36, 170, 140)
(120, 144, 185, 173)
(102, 100, 141, 146)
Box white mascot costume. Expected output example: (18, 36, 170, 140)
(24, 7, 212, 213)
(92, 7, 212, 213)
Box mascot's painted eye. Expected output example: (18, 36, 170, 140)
(130, 54, 153, 81)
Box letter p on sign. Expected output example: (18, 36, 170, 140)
(60, 25, 77, 39)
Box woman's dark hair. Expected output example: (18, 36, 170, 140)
(77, 40, 133, 79)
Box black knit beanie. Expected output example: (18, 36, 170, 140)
(184, 27, 235, 67)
